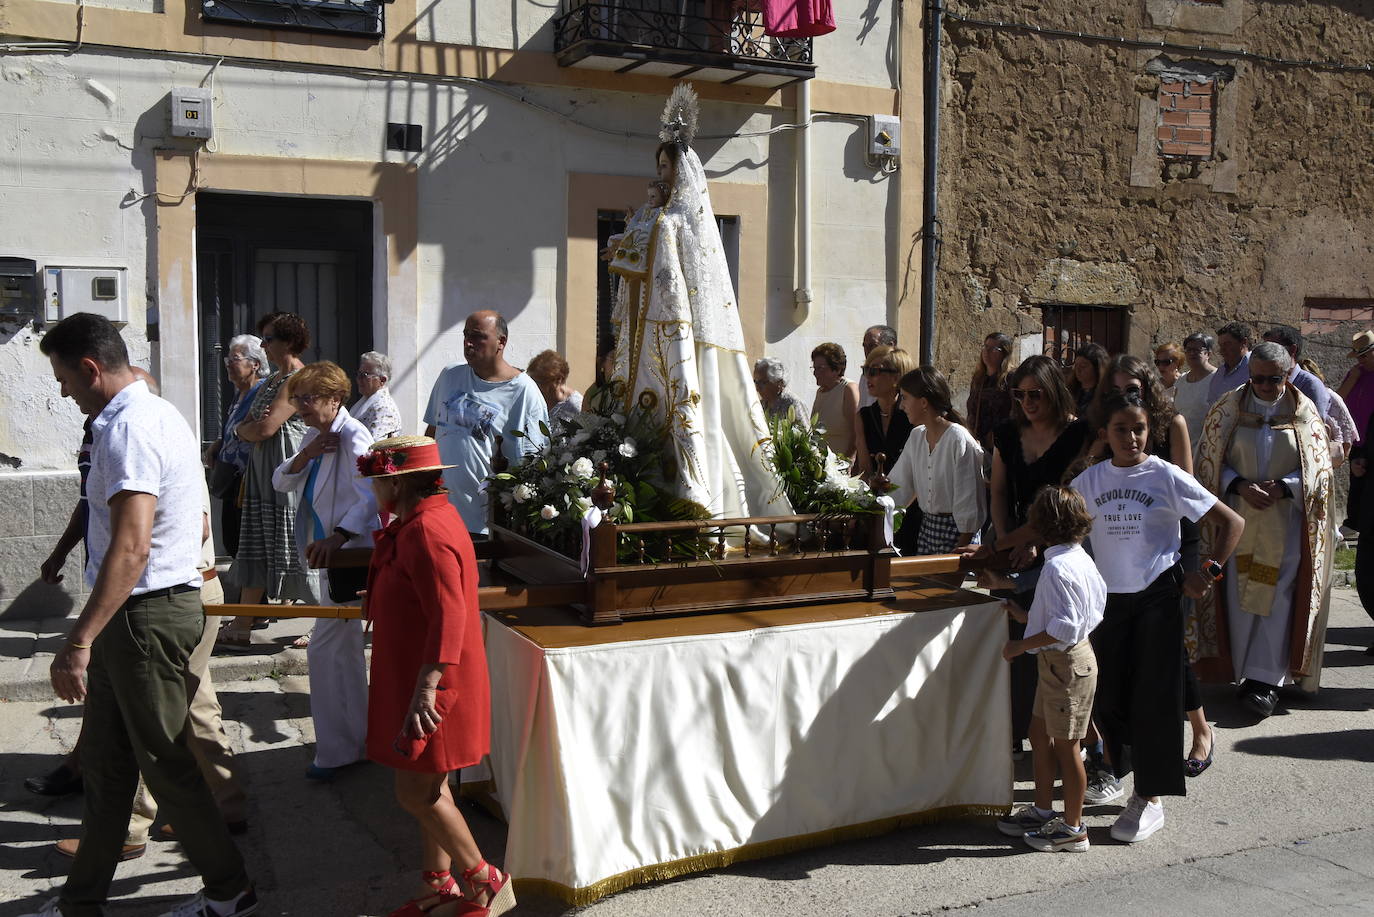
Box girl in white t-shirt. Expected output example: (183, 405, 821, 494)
(889, 367, 986, 554)
(1069, 392, 1243, 846)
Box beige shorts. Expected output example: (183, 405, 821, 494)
(1032, 639, 1098, 741)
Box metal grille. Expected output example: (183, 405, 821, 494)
(201, 0, 383, 37)
(1039, 305, 1127, 366)
(556, 1, 812, 64)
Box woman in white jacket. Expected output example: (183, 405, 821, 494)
(273, 361, 380, 781)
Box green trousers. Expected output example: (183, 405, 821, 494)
(61, 587, 248, 916)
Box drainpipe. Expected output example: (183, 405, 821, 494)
(919, 0, 944, 365)
(794, 77, 812, 325)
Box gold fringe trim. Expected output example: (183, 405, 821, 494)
(512, 802, 1009, 907)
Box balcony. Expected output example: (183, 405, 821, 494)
(554, 1, 814, 88)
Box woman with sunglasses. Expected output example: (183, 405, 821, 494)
(1153, 343, 1183, 396)
(220, 313, 312, 648)
(852, 345, 918, 480)
(980, 355, 1092, 754)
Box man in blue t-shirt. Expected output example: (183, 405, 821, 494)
(424, 310, 549, 534)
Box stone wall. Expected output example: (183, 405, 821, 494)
(0, 473, 87, 619)
(931, 0, 1374, 394)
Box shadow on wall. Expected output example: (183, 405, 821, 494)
(387, 4, 776, 378)
(0, 579, 76, 623)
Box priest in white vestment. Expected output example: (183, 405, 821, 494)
(1194, 342, 1334, 717)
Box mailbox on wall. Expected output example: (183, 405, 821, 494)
(0, 257, 39, 319)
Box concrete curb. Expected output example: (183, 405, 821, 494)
(0, 615, 320, 702)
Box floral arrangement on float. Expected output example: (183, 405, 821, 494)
(764, 411, 901, 523)
(486, 400, 713, 563)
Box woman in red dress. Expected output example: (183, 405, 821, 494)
(358, 436, 515, 917)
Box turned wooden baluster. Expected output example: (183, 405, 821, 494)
(591, 462, 616, 512)
(870, 451, 893, 551)
(715, 526, 727, 560)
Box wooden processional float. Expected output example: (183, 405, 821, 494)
(218, 455, 996, 627)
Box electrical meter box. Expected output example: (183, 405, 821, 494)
(171, 87, 213, 140)
(869, 114, 901, 157)
(0, 256, 39, 318)
(44, 267, 129, 324)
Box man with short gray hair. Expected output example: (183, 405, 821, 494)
(1262, 324, 1330, 418)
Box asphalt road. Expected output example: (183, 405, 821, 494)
(1, 588, 1371, 916)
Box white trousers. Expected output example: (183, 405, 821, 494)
(306, 616, 369, 768)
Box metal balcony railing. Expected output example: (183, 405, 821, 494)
(554, 1, 814, 81)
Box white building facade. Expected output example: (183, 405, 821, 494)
(0, 0, 920, 615)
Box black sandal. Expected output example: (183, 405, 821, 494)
(1184, 739, 1214, 778)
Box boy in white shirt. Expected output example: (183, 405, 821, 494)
(997, 485, 1106, 852)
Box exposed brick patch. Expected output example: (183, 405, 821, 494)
(1303, 299, 1374, 334)
(1157, 80, 1216, 159)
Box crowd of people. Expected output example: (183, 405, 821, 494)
(20, 301, 1374, 915)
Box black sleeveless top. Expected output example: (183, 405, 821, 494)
(993, 418, 1091, 528)
(859, 403, 914, 475)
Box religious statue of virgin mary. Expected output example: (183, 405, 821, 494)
(607, 84, 791, 520)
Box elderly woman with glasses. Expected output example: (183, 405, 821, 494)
(1194, 340, 1334, 718)
(273, 361, 380, 779)
(203, 334, 268, 556)
(220, 313, 313, 647)
(352, 351, 404, 442)
(752, 356, 806, 424)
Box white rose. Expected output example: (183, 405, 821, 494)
(574, 495, 594, 516)
(572, 457, 595, 479)
(512, 483, 534, 503)
(540, 504, 559, 520)
(618, 441, 638, 458)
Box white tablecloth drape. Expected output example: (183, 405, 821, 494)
(485, 599, 1012, 904)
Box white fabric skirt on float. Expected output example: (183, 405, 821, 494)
(483, 599, 1012, 904)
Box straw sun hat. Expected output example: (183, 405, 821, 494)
(356, 435, 455, 477)
(1349, 330, 1374, 358)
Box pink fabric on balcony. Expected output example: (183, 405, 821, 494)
(760, 0, 836, 39)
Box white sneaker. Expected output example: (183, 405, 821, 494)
(1110, 794, 1164, 843)
(17, 897, 65, 917)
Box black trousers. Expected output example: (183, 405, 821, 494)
(1008, 589, 1038, 743)
(1090, 565, 1186, 799)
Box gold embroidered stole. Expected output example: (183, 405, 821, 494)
(1228, 408, 1301, 617)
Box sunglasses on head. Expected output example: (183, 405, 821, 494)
(1010, 388, 1044, 402)
(1250, 374, 1285, 386)
(1154, 358, 1176, 367)
(1112, 383, 1144, 396)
